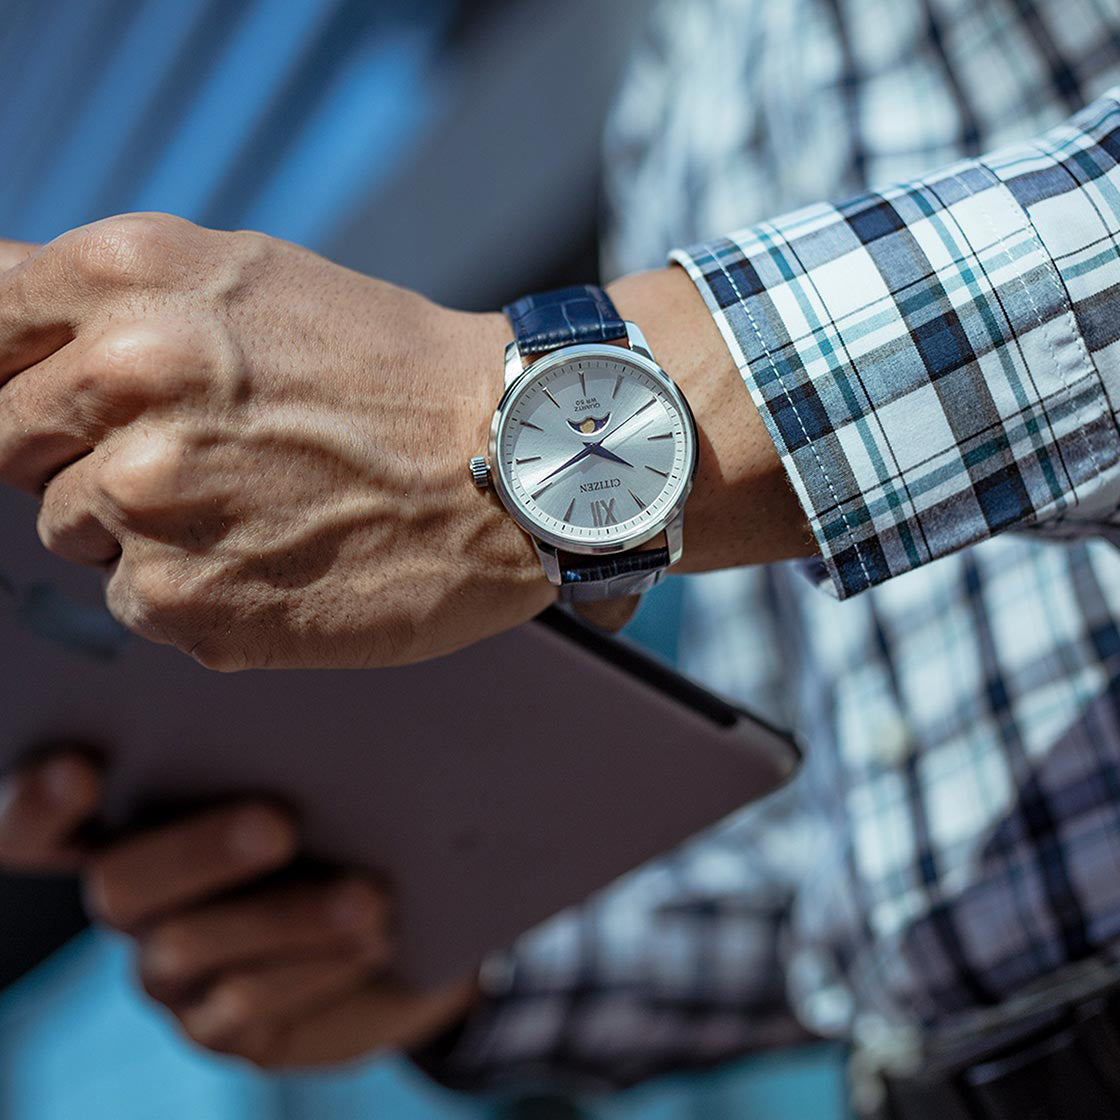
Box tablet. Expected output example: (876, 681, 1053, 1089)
(0, 486, 799, 988)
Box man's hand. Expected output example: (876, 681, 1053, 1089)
(0, 752, 480, 1068)
(0, 215, 551, 670)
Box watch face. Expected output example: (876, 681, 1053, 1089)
(491, 345, 696, 552)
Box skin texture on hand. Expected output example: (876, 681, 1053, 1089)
(0, 753, 481, 1069)
(0, 216, 811, 669)
(0, 217, 552, 670)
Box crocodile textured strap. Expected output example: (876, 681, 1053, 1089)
(558, 546, 670, 603)
(503, 284, 626, 355)
(504, 284, 670, 600)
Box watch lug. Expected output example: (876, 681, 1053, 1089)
(624, 321, 654, 360)
(504, 341, 525, 386)
(665, 512, 685, 566)
(534, 541, 562, 585)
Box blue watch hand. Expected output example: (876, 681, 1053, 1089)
(589, 444, 633, 468)
(532, 444, 594, 495)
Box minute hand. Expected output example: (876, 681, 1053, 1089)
(599, 399, 658, 447)
(530, 444, 594, 497)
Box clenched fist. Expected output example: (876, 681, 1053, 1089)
(0, 216, 552, 670)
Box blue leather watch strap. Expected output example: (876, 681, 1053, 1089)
(501, 283, 673, 601)
(503, 284, 626, 355)
(558, 546, 670, 602)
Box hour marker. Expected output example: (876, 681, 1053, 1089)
(647, 432, 673, 440)
(563, 498, 576, 522)
(591, 498, 619, 527)
(516, 456, 541, 464)
(612, 375, 623, 399)
(629, 489, 646, 510)
(543, 388, 561, 409)
(578, 370, 587, 396)
(645, 465, 669, 477)
(521, 420, 543, 431)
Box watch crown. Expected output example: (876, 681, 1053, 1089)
(468, 456, 491, 489)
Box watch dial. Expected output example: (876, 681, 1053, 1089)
(494, 351, 694, 548)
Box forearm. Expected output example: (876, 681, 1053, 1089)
(607, 267, 815, 572)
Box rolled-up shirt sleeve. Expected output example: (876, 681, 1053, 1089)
(672, 89, 1120, 598)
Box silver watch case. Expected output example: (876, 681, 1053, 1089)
(486, 322, 698, 564)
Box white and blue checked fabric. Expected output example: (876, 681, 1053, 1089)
(422, 0, 1120, 1095)
(675, 95, 1120, 597)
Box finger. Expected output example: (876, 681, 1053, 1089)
(139, 877, 391, 996)
(247, 976, 479, 1070)
(0, 214, 198, 385)
(208, 975, 481, 1069)
(573, 594, 641, 632)
(0, 243, 76, 382)
(0, 753, 102, 872)
(85, 803, 297, 931)
(178, 949, 389, 1053)
(0, 321, 208, 496)
(0, 239, 38, 271)
(37, 451, 121, 567)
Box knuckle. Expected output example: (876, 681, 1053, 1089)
(128, 570, 183, 630)
(130, 566, 182, 616)
(183, 980, 260, 1047)
(142, 922, 198, 983)
(98, 430, 187, 520)
(107, 565, 181, 642)
(107, 560, 222, 655)
(215, 979, 259, 1028)
(70, 215, 167, 284)
(92, 325, 208, 409)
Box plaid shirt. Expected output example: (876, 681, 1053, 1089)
(426, 0, 1120, 1094)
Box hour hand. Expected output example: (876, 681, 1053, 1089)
(589, 444, 633, 469)
(531, 445, 593, 495)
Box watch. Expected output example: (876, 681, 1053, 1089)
(468, 284, 698, 602)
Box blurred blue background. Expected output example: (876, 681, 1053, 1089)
(0, 1, 848, 1116)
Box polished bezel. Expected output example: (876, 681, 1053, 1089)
(488, 343, 697, 556)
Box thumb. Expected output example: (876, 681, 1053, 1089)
(0, 239, 39, 271)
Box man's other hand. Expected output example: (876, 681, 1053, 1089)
(0, 752, 479, 1068)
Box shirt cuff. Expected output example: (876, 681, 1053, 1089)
(669, 138, 1116, 597)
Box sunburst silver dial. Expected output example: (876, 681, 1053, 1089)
(491, 346, 696, 552)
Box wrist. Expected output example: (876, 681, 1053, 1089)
(439, 306, 557, 615)
(606, 268, 814, 572)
